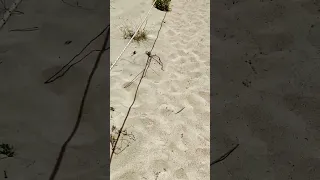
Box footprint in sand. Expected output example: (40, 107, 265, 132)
(174, 168, 188, 179)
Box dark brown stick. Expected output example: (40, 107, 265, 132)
(211, 144, 239, 166)
(175, 107, 185, 114)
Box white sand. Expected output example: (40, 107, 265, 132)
(2, 0, 318, 179)
(110, 0, 210, 179)
(0, 0, 109, 179)
(211, 0, 320, 179)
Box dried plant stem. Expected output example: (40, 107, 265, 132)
(0, 0, 22, 29)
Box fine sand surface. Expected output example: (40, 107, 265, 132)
(110, 0, 210, 180)
(212, 0, 320, 179)
(0, 0, 109, 179)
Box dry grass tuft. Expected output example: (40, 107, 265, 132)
(153, 0, 171, 12)
(120, 25, 148, 43)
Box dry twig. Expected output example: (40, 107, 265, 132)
(0, 0, 23, 29)
(211, 144, 240, 166)
(175, 107, 185, 114)
(110, 12, 168, 163)
(9, 26, 39, 32)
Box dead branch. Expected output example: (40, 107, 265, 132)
(211, 144, 240, 166)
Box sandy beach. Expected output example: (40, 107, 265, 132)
(211, 0, 320, 179)
(0, 0, 109, 179)
(1, 0, 318, 179)
(110, 0, 210, 179)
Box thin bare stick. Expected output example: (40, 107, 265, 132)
(175, 107, 185, 114)
(110, 12, 168, 163)
(0, 0, 23, 29)
(211, 144, 240, 166)
(123, 70, 143, 88)
(9, 26, 39, 32)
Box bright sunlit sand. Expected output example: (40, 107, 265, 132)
(110, 0, 210, 179)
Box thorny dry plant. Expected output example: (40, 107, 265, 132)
(110, 125, 136, 155)
(120, 20, 149, 43)
(124, 51, 163, 88)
